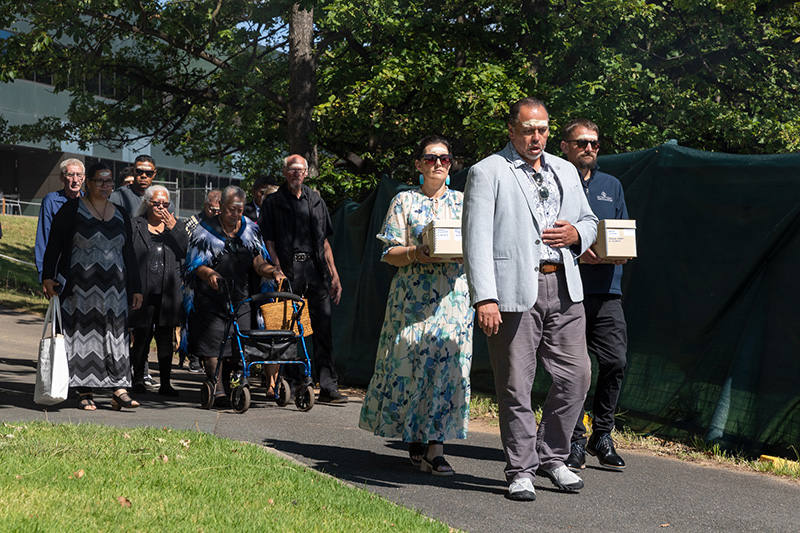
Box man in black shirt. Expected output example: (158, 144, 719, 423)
(258, 155, 346, 403)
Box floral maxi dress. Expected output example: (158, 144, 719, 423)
(358, 188, 474, 442)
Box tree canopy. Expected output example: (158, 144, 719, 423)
(1, 0, 798, 203)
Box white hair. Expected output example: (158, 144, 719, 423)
(59, 158, 85, 175)
(135, 185, 170, 217)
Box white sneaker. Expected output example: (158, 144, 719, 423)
(508, 477, 536, 501)
(537, 465, 584, 492)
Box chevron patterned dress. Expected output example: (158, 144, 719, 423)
(61, 202, 132, 388)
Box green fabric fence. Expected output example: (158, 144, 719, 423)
(328, 142, 800, 458)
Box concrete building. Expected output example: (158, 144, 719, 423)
(0, 29, 240, 218)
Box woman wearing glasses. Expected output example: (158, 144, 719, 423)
(359, 135, 474, 476)
(129, 186, 188, 396)
(42, 162, 143, 411)
(183, 185, 284, 405)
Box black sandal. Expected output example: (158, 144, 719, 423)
(78, 393, 97, 411)
(420, 455, 455, 476)
(111, 390, 140, 411)
(420, 441, 454, 476)
(408, 442, 424, 467)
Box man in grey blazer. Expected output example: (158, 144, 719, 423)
(463, 97, 598, 501)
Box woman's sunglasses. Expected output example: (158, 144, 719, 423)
(421, 154, 453, 166)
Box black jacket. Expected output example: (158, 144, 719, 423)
(243, 201, 259, 222)
(41, 198, 141, 302)
(258, 184, 333, 280)
(128, 216, 189, 327)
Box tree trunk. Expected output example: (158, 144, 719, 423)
(287, 4, 318, 176)
(520, 0, 548, 78)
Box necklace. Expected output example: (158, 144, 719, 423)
(87, 197, 109, 220)
(220, 218, 239, 237)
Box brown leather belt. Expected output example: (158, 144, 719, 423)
(539, 262, 563, 274)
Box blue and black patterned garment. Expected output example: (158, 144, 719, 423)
(182, 216, 271, 358)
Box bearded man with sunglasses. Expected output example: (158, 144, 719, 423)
(560, 118, 630, 473)
(110, 155, 175, 218)
(463, 97, 597, 501)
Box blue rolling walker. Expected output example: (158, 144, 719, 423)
(199, 280, 315, 413)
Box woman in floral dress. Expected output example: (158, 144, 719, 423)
(359, 135, 474, 476)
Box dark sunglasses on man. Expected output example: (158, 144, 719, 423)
(421, 154, 453, 166)
(564, 139, 600, 150)
(135, 168, 156, 177)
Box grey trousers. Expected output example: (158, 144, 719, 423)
(487, 270, 591, 482)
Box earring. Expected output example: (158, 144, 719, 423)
(445, 176, 450, 186)
(419, 174, 424, 185)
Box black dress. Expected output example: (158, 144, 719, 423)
(185, 216, 267, 359)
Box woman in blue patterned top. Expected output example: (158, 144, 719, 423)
(183, 186, 284, 403)
(359, 135, 474, 476)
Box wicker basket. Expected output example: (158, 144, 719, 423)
(260, 281, 313, 337)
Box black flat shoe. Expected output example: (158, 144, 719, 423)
(586, 433, 626, 470)
(159, 385, 180, 397)
(318, 389, 348, 403)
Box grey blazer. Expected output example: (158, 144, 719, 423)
(463, 143, 598, 311)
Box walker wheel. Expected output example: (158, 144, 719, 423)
(231, 385, 251, 414)
(276, 379, 290, 407)
(295, 384, 315, 412)
(200, 381, 215, 409)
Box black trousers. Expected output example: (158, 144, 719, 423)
(283, 260, 339, 392)
(130, 295, 175, 387)
(572, 294, 628, 444)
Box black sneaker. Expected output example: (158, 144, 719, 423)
(586, 432, 626, 470)
(188, 359, 203, 373)
(318, 389, 348, 403)
(565, 442, 586, 473)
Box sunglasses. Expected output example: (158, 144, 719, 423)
(151, 201, 170, 208)
(564, 139, 600, 150)
(134, 168, 156, 177)
(90, 178, 114, 187)
(532, 173, 549, 200)
(421, 154, 453, 166)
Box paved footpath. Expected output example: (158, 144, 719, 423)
(1, 305, 799, 532)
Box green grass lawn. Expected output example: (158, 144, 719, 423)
(0, 422, 451, 532)
(0, 215, 48, 315)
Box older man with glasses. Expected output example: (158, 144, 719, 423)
(258, 154, 347, 404)
(35, 158, 85, 283)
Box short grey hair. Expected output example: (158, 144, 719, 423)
(135, 185, 170, 217)
(205, 189, 222, 204)
(221, 185, 246, 206)
(59, 158, 85, 175)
